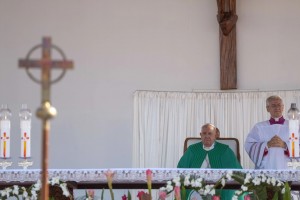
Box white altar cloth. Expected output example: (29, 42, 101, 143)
(1, 168, 300, 184)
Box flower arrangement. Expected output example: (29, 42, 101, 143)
(158, 173, 222, 200)
(158, 171, 292, 200)
(100, 169, 293, 200)
(228, 171, 291, 200)
(104, 170, 153, 200)
(0, 170, 293, 200)
(0, 177, 72, 200)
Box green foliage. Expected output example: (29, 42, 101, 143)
(283, 182, 292, 200)
(127, 190, 132, 200)
(101, 188, 104, 200)
(253, 185, 267, 200)
(180, 185, 186, 200)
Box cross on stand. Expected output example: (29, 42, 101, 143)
(19, 37, 73, 200)
(216, 0, 238, 90)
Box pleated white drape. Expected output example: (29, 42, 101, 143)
(133, 90, 300, 169)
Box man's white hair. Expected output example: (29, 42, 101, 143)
(266, 95, 283, 106)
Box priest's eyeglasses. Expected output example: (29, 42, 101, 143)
(269, 104, 283, 108)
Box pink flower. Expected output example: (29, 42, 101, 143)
(146, 169, 152, 197)
(137, 191, 151, 200)
(244, 194, 251, 200)
(104, 169, 114, 189)
(159, 191, 167, 200)
(212, 195, 220, 200)
(146, 169, 152, 181)
(104, 170, 115, 200)
(122, 194, 127, 200)
(137, 191, 146, 200)
(146, 169, 152, 186)
(174, 186, 181, 200)
(86, 189, 95, 198)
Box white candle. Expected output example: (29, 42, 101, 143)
(0, 120, 10, 158)
(20, 120, 31, 158)
(289, 119, 300, 158)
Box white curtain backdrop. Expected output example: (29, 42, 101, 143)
(132, 90, 300, 169)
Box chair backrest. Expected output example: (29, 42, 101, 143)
(183, 137, 241, 162)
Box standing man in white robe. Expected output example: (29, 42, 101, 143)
(245, 95, 290, 169)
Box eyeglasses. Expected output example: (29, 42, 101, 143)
(269, 104, 283, 108)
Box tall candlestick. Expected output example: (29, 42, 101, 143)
(288, 103, 300, 158)
(21, 122, 31, 158)
(289, 119, 299, 158)
(19, 104, 32, 159)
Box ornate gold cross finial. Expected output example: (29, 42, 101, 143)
(19, 37, 73, 200)
(19, 37, 73, 105)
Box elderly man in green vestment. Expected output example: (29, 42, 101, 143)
(177, 123, 243, 200)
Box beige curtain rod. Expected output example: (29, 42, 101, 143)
(192, 89, 300, 93)
(134, 89, 300, 94)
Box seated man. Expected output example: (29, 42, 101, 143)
(177, 123, 242, 200)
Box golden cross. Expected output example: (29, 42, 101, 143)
(19, 37, 73, 200)
(19, 37, 73, 103)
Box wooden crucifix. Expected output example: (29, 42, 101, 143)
(217, 0, 238, 90)
(19, 37, 73, 200)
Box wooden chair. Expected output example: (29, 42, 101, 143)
(183, 137, 241, 162)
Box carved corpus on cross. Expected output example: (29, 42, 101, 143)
(217, 0, 238, 90)
(19, 37, 73, 200)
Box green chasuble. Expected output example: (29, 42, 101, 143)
(177, 141, 244, 200)
(177, 141, 241, 168)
